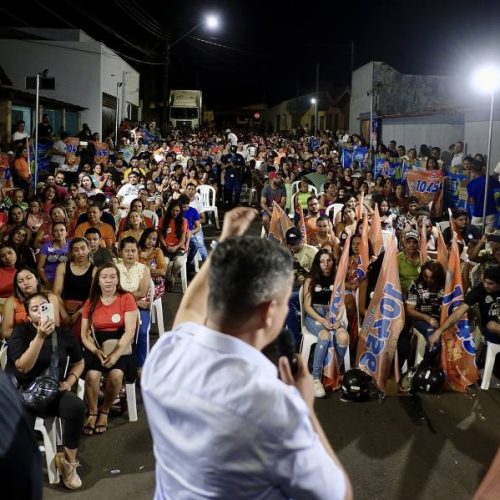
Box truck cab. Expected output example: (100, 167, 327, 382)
(169, 90, 202, 129)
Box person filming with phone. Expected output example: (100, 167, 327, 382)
(7, 293, 85, 490)
(142, 207, 352, 500)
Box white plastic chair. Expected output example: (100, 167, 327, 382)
(124, 319, 142, 423)
(35, 417, 60, 484)
(0, 341, 7, 370)
(325, 203, 344, 222)
(298, 286, 350, 371)
(196, 185, 219, 229)
(481, 341, 500, 390)
(412, 328, 427, 366)
(151, 297, 165, 336)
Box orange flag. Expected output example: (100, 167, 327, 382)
(356, 236, 405, 391)
(439, 240, 478, 392)
(323, 235, 351, 391)
(357, 213, 369, 282)
(419, 222, 428, 262)
(269, 201, 293, 243)
(356, 191, 364, 221)
(295, 198, 308, 244)
(369, 203, 384, 257)
(437, 226, 449, 271)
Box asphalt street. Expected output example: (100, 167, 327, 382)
(44, 218, 500, 500)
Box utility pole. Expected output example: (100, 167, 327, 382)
(163, 39, 170, 138)
(315, 62, 320, 135)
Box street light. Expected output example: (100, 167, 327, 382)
(162, 14, 220, 134)
(471, 64, 500, 231)
(310, 97, 318, 136)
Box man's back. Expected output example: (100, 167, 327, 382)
(142, 322, 346, 500)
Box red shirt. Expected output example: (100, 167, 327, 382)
(82, 293, 136, 331)
(0, 267, 16, 298)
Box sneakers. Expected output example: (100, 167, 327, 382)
(313, 379, 326, 398)
(55, 452, 82, 490)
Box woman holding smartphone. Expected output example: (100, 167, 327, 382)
(8, 293, 85, 490)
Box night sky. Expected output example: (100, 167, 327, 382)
(1, 0, 500, 108)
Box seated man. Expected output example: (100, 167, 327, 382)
(284, 226, 318, 344)
(84, 227, 114, 266)
(179, 194, 208, 273)
(430, 264, 500, 349)
(260, 172, 287, 234)
(443, 208, 481, 246)
(142, 207, 352, 500)
(74, 205, 116, 249)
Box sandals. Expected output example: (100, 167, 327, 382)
(94, 410, 109, 435)
(82, 413, 98, 436)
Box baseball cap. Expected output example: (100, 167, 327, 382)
(268, 171, 278, 180)
(225, 129, 231, 133)
(404, 230, 419, 242)
(285, 227, 302, 246)
(408, 196, 419, 205)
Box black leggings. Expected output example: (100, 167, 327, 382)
(26, 390, 85, 450)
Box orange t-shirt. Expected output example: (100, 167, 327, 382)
(0, 267, 16, 298)
(74, 221, 116, 249)
(305, 215, 320, 246)
(82, 293, 137, 331)
(160, 218, 189, 251)
(13, 157, 30, 180)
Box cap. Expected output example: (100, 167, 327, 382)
(285, 227, 302, 246)
(6, 150, 14, 155)
(404, 230, 419, 242)
(225, 129, 231, 133)
(408, 196, 419, 205)
(268, 171, 278, 180)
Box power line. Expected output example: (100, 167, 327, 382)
(113, 0, 168, 40)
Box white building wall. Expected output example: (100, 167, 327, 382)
(381, 116, 464, 151)
(349, 61, 374, 134)
(464, 119, 500, 168)
(0, 34, 140, 135)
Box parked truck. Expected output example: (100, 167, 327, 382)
(168, 89, 202, 128)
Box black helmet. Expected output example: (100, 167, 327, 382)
(411, 362, 445, 394)
(341, 369, 375, 402)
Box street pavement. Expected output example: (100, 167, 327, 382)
(44, 217, 500, 500)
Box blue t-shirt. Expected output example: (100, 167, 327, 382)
(467, 175, 500, 217)
(183, 207, 200, 230)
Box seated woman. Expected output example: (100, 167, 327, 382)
(138, 228, 168, 300)
(319, 182, 336, 210)
(115, 237, 151, 372)
(34, 206, 69, 250)
(0, 205, 26, 243)
(160, 201, 189, 290)
(2, 268, 64, 340)
(0, 244, 19, 300)
(53, 238, 95, 340)
(118, 210, 147, 244)
(335, 205, 357, 247)
(7, 292, 85, 489)
(405, 260, 445, 355)
(314, 216, 341, 262)
(80, 263, 138, 435)
(7, 225, 36, 268)
(303, 249, 349, 398)
(36, 222, 70, 290)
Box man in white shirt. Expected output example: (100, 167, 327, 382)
(142, 207, 352, 500)
(225, 128, 238, 147)
(116, 171, 144, 208)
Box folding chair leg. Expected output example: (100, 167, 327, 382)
(125, 383, 138, 422)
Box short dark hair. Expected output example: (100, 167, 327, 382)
(484, 264, 500, 284)
(208, 236, 292, 317)
(470, 160, 483, 173)
(23, 292, 50, 315)
(178, 194, 190, 206)
(84, 227, 102, 238)
(452, 208, 468, 219)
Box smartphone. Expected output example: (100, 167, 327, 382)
(80, 141, 88, 146)
(40, 302, 55, 323)
(276, 328, 299, 376)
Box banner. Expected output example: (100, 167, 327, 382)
(419, 223, 428, 263)
(437, 227, 448, 271)
(323, 235, 351, 391)
(94, 142, 109, 165)
(406, 169, 444, 218)
(444, 172, 468, 211)
(374, 155, 386, 179)
(269, 201, 293, 244)
(353, 146, 368, 163)
(356, 236, 405, 391)
(357, 214, 369, 282)
(341, 147, 353, 168)
(64, 137, 80, 166)
(439, 240, 478, 392)
(295, 199, 307, 244)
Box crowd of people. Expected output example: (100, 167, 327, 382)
(1, 118, 499, 493)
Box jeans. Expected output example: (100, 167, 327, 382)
(188, 230, 208, 265)
(137, 309, 150, 368)
(286, 290, 301, 346)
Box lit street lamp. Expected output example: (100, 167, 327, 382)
(310, 97, 318, 136)
(163, 14, 220, 134)
(472, 64, 500, 232)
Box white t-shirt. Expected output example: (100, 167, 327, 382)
(117, 183, 144, 207)
(51, 139, 67, 166)
(12, 131, 29, 142)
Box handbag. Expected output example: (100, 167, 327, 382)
(19, 331, 60, 416)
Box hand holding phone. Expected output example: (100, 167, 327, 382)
(40, 302, 55, 324)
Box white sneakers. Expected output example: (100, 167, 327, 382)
(313, 379, 326, 398)
(55, 452, 82, 490)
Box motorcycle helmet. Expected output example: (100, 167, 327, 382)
(340, 369, 375, 402)
(411, 362, 445, 394)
